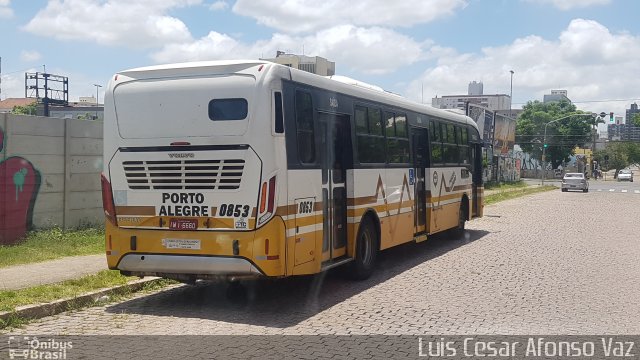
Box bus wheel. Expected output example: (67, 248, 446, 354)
(226, 281, 248, 303)
(349, 217, 378, 280)
(453, 203, 467, 238)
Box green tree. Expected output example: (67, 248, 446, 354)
(11, 102, 37, 115)
(593, 142, 640, 172)
(622, 141, 640, 165)
(515, 100, 592, 168)
(76, 112, 94, 120)
(632, 113, 640, 127)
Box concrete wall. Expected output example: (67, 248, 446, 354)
(0, 113, 102, 244)
(521, 169, 564, 179)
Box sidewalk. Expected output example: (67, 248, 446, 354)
(0, 254, 107, 291)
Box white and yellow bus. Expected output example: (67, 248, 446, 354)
(101, 60, 484, 283)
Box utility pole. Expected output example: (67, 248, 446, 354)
(93, 84, 102, 120)
(509, 70, 514, 113)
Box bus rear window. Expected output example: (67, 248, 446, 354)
(208, 98, 248, 121)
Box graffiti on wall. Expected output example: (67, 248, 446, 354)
(514, 151, 541, 170)
(0, 127, 42, 245)
(498, 157, 521, 182)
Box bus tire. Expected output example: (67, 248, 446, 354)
(226, 281, 248, 303)
(349, 217, 378, 280)
(453, 201, 467, 238)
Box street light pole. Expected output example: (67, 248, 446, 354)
(541, 113, 596, 185)
(509, 70, 514, 113)
(93, 84, 102, 120)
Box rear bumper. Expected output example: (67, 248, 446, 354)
(561, 183, 587, 190)
(117, 254, 263, 278)
(105, 216, 287, 278)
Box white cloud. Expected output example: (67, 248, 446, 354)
(20, 50, 42, 62)
(209, 1, 227, 11)
(23, 0, 201, 48)
(524, 0, 611, 11)
(232, 0, 467, 33)
(152, 31, 247, 62)
(0, 0, 13, 18)
(152, 25, 426, 74)
(408, 19, 640, 116)
(1, 69, 36, 100)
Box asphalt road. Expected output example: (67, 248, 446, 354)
(525, 176, 640, 194)
(3, 189, 640, 357)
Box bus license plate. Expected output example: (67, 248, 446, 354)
(162, 239, 201, 250)
(169, 219, 198, 230)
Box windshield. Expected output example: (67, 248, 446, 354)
(619, 170, 631, 174)
(564, 174, 583, 178)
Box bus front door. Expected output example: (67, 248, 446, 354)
(318, 113, 351, 264)
(471, 142, 483, 217)
(411, 128, 429, 238)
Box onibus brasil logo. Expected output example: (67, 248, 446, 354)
(7, 336, 73, 359)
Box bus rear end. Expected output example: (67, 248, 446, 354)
(101, 61, 287, 282)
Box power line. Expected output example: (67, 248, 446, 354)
(517, 134, 593, 136)
(1, 66, 38, 76)
(513, 98, 640, 105)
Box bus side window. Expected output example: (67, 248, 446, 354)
(430, 121, 443, 165)
(274, 92, 284, 134)
(460, 127, 471, 166)
(295, 91, 315, 164)
(355, 106, 385, 164)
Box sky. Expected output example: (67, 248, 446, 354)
(1, 0, 639, 129)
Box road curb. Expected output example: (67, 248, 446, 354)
(0, 277, 163, 324)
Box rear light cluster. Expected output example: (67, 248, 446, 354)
(101, 173, 118, 226)
(257, 175, 276, 226)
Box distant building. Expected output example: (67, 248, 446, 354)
(0, 97, 102, 120)
(468, 81, 483, 96)
(543, 89, 571, 104)
(608, 124, 640, 142)
(626, 103, 639, 125)
(0, 98, 36, 113)
(78, 96, 98, 104)
(261, 51, 335, 76)
(48, 103, 103, 121)
(431, 81, 511, 112)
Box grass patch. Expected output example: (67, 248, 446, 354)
(485, 185, 557, 205)
(0, 271, 177, 329)
(0, 270, 131, 313)
(484, 180, 528, 190)
(0, 227, 104, 268)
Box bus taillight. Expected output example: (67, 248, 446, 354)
(260, 182, 268, 213)
(267, 176, 276, 213)
(101, 173, 118, 226)
(257, 175, 276, 226)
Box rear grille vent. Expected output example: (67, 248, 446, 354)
(123, 159, 244, 190)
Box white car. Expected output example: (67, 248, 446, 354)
(561, 173, 589, 192)
(617, 169, 634, 182)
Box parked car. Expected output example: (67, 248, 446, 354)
(561, 173, 589, 192)
(617, 169, 634, 182)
